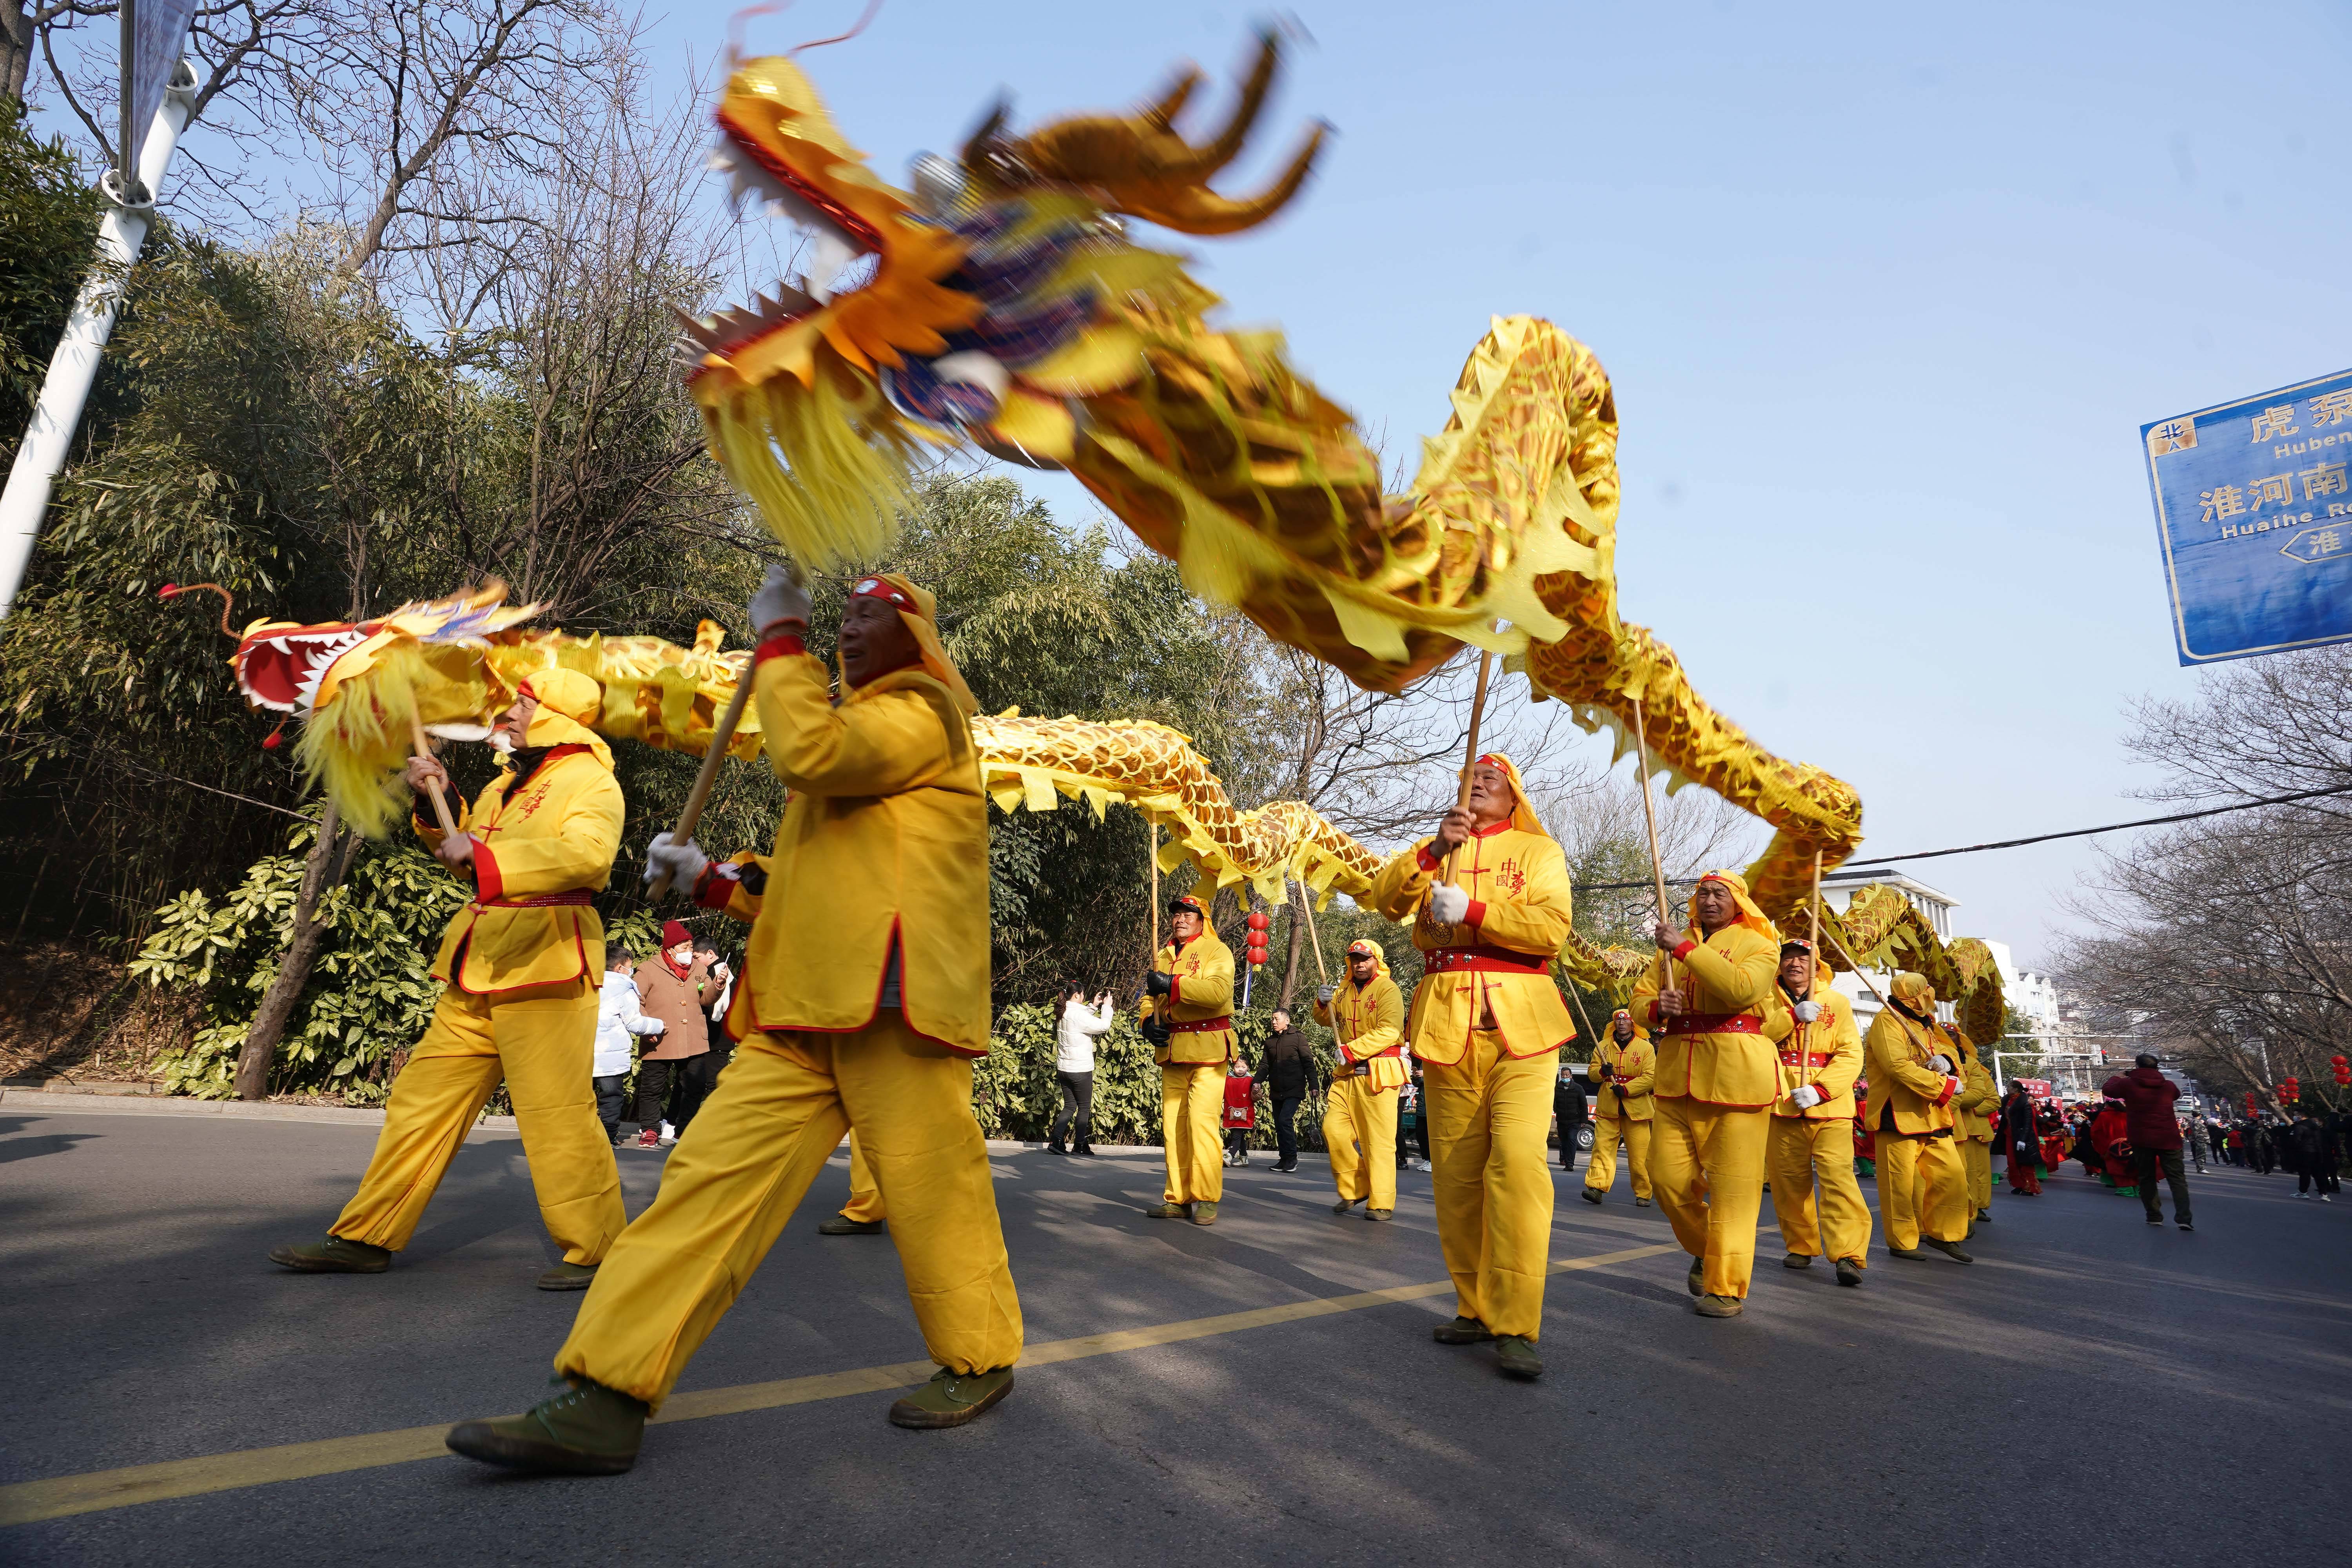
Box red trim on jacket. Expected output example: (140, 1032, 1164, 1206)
(1671, 938, 1697, 961)
(471, 841, 503, 903)
(1463, 898, 1488, 928)
(755, 631, 807, 663)
(1934, 1076, 1958, 1108)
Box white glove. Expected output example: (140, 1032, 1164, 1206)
(1793, 1000, 1821, 1023)
(750, 563, 811, 638)
(644, 832, 710, 889)
(1316, 984, 1336, 1004)
(1428, 883, 1471, 925)
(1790, 1085, 1823, 1109)
(1929, 1053, 1954, 1074)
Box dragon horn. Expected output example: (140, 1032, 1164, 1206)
(1161, 27, 1287, 181)
(959, 96, 1014, 183)
(1140, 64, 1205, 130)
(1137, 121, 1328, 236)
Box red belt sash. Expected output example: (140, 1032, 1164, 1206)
(1167, 1016, 1234, 1035)
(1423, 946, 1548, 976)
(476, 890, 596, 909)
(1663, 1011, 1763, 1036)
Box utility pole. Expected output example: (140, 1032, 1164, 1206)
(0, 36, 198, 617)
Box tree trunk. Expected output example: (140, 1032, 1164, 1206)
(233, 802, 362, 1100)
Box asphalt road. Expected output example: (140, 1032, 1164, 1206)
(4, 1105, 2345, 1567)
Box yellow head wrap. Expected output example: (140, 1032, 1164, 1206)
(1472, 751, 1549, 838)
(849, 572, 976, 716)
(1345, 938, 1391, 979)
(1689, 868, 1777, 943)
(515, 667, 613, 765)
(1889, 971, 1936, 1008)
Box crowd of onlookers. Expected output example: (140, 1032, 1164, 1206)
(593, 919, 735, 1149)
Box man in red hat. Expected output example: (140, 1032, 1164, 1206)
(1370, 753, 1577, 1381)
(628, 920, 713, 1147)
(269, 669, 628, 1290)
(1141, 892, 1238, 1224)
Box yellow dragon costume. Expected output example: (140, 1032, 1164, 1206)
(213, 30, 2003, 1037)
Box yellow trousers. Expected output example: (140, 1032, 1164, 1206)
(1323, 1073, 1399, 1209)
(1160, 1062, 1227, 1205)
(1583, 1115, 1653, 1198)
(1425, 1033, 1557, 1340)
(1961, 1140, 1991, 1212)
(840, 1130, 885, 1223)
(1651, 1096, 1771, 1299)
(332, 981, 622, 1266)
(1877, 1131, 1969, 1250)
(555, 1016, 1023, 1411)
(1767, 1115, 1872, 1265)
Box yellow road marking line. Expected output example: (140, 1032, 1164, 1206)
(0, 1241, 1679, 1526)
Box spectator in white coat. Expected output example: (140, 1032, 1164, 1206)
(595, 949, 664, 1144)
(1049, 985, 1115, 1157)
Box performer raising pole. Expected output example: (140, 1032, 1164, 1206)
(270, 670, 628, 1290)
(1371, 647, 1577, 1381)
(1140, 887, 1239, 1225)
(1765, 850, 1872, 1287)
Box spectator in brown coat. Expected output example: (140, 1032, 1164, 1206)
(630, 920, 712, 1148)
(2101, 1054, 2192, 1231)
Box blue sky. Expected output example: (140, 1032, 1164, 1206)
(72, 0, 2350, 966)
(644, 0, 2349, 967)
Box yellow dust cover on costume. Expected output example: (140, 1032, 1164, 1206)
(735, 652, 990, 1056)
(1145, 928, 1238, 1065)
(1773, 979, 1862, 1120)
(419, 707, 622, 998)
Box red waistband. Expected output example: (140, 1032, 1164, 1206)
(1423, 946, 1549, 976)
(1664, 1012, 1762, 1036)
(477, 890, 596, 909)
(1167, 1016, 1234, 1035)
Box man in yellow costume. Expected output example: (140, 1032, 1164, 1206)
(1634, 871, 1792, 1320)
(1370, 753, 1575, 1381)
(1864, 972, 1973, 1265)
(446, 568, 1022, 1475)
(1140, 892, 1237, 1225)
(1314, 938, 1406, 1221)
(1764, 938, 1869, 1288)
(1581, 1008, 1654, 1207)
(269, 668, 626, 1290)
(1949, 1024, 2000, 1227)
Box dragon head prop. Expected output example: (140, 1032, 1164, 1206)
(681, 29, 1321, 570)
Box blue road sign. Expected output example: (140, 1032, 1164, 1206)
(2143, 367, 2352, 665)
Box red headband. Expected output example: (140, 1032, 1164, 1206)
(1347, 940, 1379, 956)
(853, 576, 916, 613)
(1475, 753, 1506, 770)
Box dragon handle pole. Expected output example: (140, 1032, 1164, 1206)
(409, 717, 461, 842)
(1443, 651, 1494, 891)
(651, 673, 755, 901)
(1632, 696, 1673, 998)
(1296, 875, 1329, 985)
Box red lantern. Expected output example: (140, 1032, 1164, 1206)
(1245, 925, 1269, 967)
(1246, 912, 1271, 931)
(2332, 1055, 2350, 1086)
(2245, 1092, 2259, 1114)
(2280, 1077, 2299, 1104)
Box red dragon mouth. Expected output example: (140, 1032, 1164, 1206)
(235, 624, 373, 714)
(676, 109, 886, 373)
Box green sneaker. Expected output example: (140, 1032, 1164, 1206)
(1494, 1335, 1543, 1379)
(1331, 1198, 1363, 1215)
(887, 1367, 1014, 1429)
(1432, 1317, 1494, 1345)
(818, 1215, 886, 1236)
(1365, 1207, 1394, 1221)
(1924, 1238, 1975, 1263)
(1694, 1294, 1744, 1318)
(445, 1376, 646, 1475)
(269, 1236, 390, 1274)
(1190, 1201, 1218, 1226)
(1686, 1258, 1705, 1297)
(1142, 1201, 1189, 1219)
(535, 1261, 598, 1291)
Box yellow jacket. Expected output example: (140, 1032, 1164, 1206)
(1588, 1035, 1656, 1121)
(1954, 1038, 1999, 1142)
(734, 650, 991, 1056)
(1312, 962, 1407, 1094)
(1368, 824, 1577, 1066)
(1144, 927, 1237, 1065)
(1863, 1005, 1961, 1136)
(1772, 979, 1862, 1120)
(1632, 925, 1791, 1109)
(418, 733, 623, 998)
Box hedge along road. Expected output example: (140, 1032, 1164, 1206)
(4, 1103, 2346, 1564)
